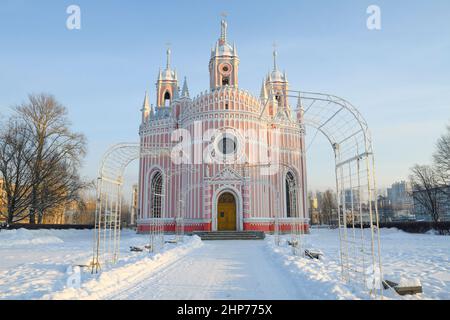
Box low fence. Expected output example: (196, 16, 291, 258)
(4, 221, 449, 233)
(354, 221, 450, 234)
(2, 224, 95, 230)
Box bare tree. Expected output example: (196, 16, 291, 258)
(73, 191, 96, 225)
(35, 160, 90, 223)
(433, 123, 450, 194)
(15, 93, 87, 224)
(409, 165, 441, 224)
(0, 120, 35, 224)
(319, 190, 337, 225)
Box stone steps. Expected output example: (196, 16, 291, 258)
(193, 231, 265, 241)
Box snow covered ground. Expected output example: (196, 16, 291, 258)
(0, 228, 448, 300)
(269, 228, 450, 300)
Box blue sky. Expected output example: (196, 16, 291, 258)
(1, 0, 449, 195)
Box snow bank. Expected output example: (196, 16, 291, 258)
(398, 278, 422, 287)
(0, 229, 64, 247)
(43, 235, 203, 300)
(266, 228, 450, 300)
(265, 237, 365, 300)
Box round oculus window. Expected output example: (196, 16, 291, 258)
(218, 136, 237, 155)
(220, 63, 232, 75)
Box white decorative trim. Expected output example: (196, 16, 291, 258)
(209, 166, 243, 182)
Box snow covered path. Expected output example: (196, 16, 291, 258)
(107, 240, 302, 300)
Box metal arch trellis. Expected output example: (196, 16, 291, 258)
(91, 143, 140, 273)
(91, 142, 174, 273)
(282, 90, 383, 299)
(91, 138, 204, 272)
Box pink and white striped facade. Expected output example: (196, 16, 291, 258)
(137, 20, 308, 233)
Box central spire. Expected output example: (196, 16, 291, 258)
(267, 42, 287, 83)
(220, 20, 227, 44)
(209, 15, 239, 90)
(166, 44, 172, 70)
(220, 12, 228, 44)
(272, 42, 278, 71)
(273, 50, 278, 71)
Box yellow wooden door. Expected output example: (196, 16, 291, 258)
(217, 193, 236, 231)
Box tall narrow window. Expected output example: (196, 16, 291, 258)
(275, 94, 282, 107)
(286, 172, 297, 218)
(164, 91, 171, 107)
(151, 171, 163, 218)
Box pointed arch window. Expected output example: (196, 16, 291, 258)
(285, 171, 298, 218)
(151, 171, 163, 218)
(164, 91, 171, 107)
(275, 94, 282, 107)
(222, 77, 230, 86)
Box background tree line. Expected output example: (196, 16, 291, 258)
(409, 123, 450, 230)
(317, 190, 337, 225)
(0, 94, 89, 224)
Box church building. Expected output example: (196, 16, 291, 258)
(137, 19, 308, 233)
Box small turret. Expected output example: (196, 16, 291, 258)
(264, 46, 289, 115)
(181, 77, 190, 98)
(150, 104, 155, 117)
(141, 91, 150, 123)
(260, 78, 268, 101)
(156, 47, 179, 108)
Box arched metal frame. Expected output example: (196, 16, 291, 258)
(281, 90, 383, 298)
(91, 143, 174, 272)
(91, 143, 140, 273)
(91, 89, 383, 299)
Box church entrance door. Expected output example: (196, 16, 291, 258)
(217, 192, 236, 231)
